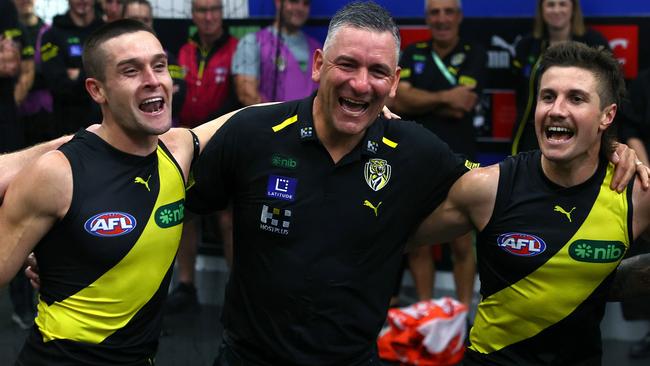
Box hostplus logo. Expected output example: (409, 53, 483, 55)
(260, 205, 292, 235)
(569, 240, 626, 263)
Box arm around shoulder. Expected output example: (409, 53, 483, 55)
(0, 151, 72, 286)
(407, 164, 499, 250)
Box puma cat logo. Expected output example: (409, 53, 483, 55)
(554, 205, 576, 222)
(134, 175, 151, 192)
(363, 200, 382, 217)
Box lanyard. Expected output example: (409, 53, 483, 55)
(431, 50, 457, 86)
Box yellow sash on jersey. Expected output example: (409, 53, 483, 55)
(470, 164, 630, 354)
(36, 147, 185, 344)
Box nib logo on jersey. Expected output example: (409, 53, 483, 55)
(497, 232, 546, 257)
(569, 240, 626, 263)
(260, 205, 292, 235)
(84, 212, 137, 237)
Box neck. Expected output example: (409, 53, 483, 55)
(432, 37, 459, 58)
(540, 150, 600, 188)
(199, 31, 222, 49)
(547, 26, 571, 45)
(274, 20, 300, 36)
(19, 13, 39, 27)
(312, 97, 364, 164)
(69, 11, 94, 27)
(95, 119, 159, 157)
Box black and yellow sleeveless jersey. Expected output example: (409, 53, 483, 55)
(17, 130, 186, 365)
(466, 150, 632, 365)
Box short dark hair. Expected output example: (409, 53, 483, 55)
(82, 18, 156, 82)
(323, 1, 401, 62)
(538, 41, 625, 158)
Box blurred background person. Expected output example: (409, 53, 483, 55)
(509, 0, 609, 154)
(40, 0, 103, 136)
(231, 0, 320, 106)
(167, 0, 238, 313)
(3, 0, 35, 331)
(99, 0, 122, 23)
(392, 0, 482, 308)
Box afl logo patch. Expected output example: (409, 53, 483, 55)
(497, 232, 546, 257)
(84, 212, 137, 237)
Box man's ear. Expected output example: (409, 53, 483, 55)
(311, 49, 324, 83)
(599, 103, 617, 131)
(85, 78, 106, 104)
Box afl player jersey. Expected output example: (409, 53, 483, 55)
(466, 150, 632, 365)
(18, 130, 186, 365)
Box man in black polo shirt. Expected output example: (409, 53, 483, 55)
(187, 2, 470, 365)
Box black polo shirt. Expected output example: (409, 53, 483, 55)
(399, 38, 486, 158)
(187, 95, 468, 365)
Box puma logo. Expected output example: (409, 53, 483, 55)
(363, 200, 382, 217)
(554, 205, 576, 222)
(134, 175, 151, 192)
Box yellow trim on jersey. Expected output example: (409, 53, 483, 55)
(272, 115, 298, 132)
(469, 164, 630, 354)
(382, 137, 398, 148)
(400, 68, 412, 79)
(36, 147, 185, 344)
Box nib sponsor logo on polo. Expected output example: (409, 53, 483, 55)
(497, 232, 546, 257)
(84, 212, 137, 237)
(260, 205, 291, 235)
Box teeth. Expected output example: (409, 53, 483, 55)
(342, 97, 366, 106)
(547, 126, 571, 133)
(141, 97, 163, 105)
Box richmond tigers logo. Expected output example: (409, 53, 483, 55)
(364, 158, 391, 191)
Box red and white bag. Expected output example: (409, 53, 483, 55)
(378, 297, 468, 366)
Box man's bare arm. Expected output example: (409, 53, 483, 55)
(406, 165, 499, 251)
(607, 253, 650, 301)
(0, 135, 73, 201)
(234, 74, 263, 106)
(0, 151, 71, 286)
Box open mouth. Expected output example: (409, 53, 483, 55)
(339, 97, 368, 114)
(139, 97, 164, 114)
(545, 126, 574, 141)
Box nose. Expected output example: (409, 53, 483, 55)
(142, 66, 162, 88)
(549, 96, 568, 118)
(350, 68, 371, 95)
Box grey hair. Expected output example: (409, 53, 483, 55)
(323, 1, 401, 63)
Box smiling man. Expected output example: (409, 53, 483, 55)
(410, 41, 650, 365)
(0, 19, 228, 365)
(188, 2, 471, 364)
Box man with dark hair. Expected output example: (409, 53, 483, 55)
(410, 41, 650, 365)
(0, 19, 229, 365)
(122, 0, 186, 126)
